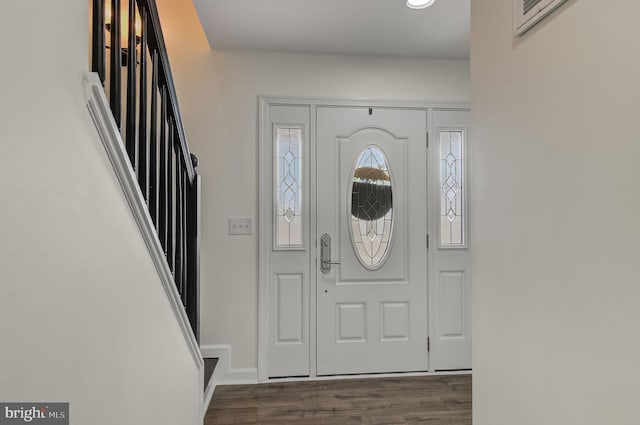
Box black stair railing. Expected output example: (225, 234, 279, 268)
(90, 0, 200, 341)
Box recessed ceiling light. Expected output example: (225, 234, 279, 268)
(406, 0, 436, 9)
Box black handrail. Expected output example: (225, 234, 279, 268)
(90, 0, 200, 341)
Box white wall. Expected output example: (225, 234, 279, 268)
(0, 2, 200, 423)
(158, 0, 470, 370)
(471, 0, 640, 423)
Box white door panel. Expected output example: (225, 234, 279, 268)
(275, 273, 304, 344)
(429, 109, 472, 371)
(266, 106, 310, 378)
(316, 107, 428, 375)
(336, 128, 408, 282)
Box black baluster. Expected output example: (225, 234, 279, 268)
(125, 0, 137, 166)
(186, 174, 200, 340)
(137, 7, 148, 201)
(109, 0, 121, 127)
(183, 170, 189, 306)
(91, 0, 106, 84)
(149, 52, 159, 226)
(181, 169, 188, 305)
(159, 86, 167, 252)
(167, 117, 174, 273)
(175, 153, 183, 295)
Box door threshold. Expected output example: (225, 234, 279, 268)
(264, 369, 472, 383)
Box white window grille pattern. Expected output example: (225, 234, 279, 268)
(275, 127, 303, 247)
(440, 130, 465, 246)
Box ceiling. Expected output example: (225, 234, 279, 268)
(192, 0, 470, 59)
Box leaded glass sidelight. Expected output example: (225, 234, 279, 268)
(439, 130, 465, 246)
(275, 127, 303, 248)
(350, 146, 393, 269)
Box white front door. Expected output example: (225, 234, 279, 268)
(316, 107, 429, 375)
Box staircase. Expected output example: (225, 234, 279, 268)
(89, 0, 201, 340)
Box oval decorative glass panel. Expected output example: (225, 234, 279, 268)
(350, 145, 393, 270)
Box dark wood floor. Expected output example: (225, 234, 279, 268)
(204, 374, 471, 425)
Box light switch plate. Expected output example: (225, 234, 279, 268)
(228, 217, 253, 235)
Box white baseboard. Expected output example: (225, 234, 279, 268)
(265, 369, 472, 384)
(200, 344, 258, 385)
(200, 345, 469, 390)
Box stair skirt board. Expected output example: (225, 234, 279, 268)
(203, 372, 216, 414)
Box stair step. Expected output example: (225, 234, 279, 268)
(204, 358, 218, 392)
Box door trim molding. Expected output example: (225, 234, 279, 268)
(258, 97, 270, 382)
(258, 96, 471, 382)
(259, 96, 469, 110)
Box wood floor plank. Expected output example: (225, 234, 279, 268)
(205, 375, 471, 425)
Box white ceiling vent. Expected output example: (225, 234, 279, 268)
(514, 0, 568, 36)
